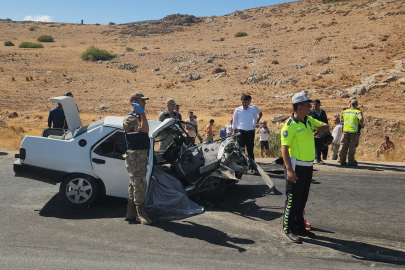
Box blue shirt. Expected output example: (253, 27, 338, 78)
(220, 128, 227, 138)
(48, 106, 67, 129)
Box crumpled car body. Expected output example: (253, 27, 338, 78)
(13, 96, 273, 207)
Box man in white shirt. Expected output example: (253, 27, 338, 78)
(256, 121, 271, 158)
(225, 118, 234, 136)
(331, 113, 343, 160)
(233, 95, 258, 167)
(247, 95, 262, 123)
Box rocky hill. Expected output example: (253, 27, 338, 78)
(0, 0, 405, 160)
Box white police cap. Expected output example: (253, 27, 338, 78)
(292, 92, 313, 104)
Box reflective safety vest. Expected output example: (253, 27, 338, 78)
(124, 111, 150, 150)
(342, 108, 361, 133)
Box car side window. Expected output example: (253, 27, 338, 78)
(94, 132, 127, 160)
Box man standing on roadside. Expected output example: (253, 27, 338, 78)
(175, 104, 182, 121)
(233, 95, 258, 169)
(339, 97, 364, 166)
(330, 114, 343, 160)
(157, 99, 178, 150)
(281, 92, 329, 243)
(123, 92, 152, 225)
(309, 99, 329, 164)
(184, 111, 198, 145)
(256, 121, 271, 158)
(205, 119, 215, 143)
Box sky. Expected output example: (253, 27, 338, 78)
(0, 0, 293, 25)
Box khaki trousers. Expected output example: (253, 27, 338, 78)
(330, 143, 340, 160)
(125, 149, 148, 206)
(339, 133, 360, 164)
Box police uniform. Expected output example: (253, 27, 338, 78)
(339, 108, 363, 165)
(123, 111, 150, 209)
(281, 114, 323, 235)
(157, 110, 178, 150)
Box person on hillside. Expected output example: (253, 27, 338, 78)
(339, 97, 365, 166)
(48, 103, 67, 129)
(256, 121, 271, 158)
(205, 119, 215, 143)
(123, 92, 152, 225)
(175, 104, 182, 121)
(330, 113, 343, 160)
(225, 118, 234, 136)
(281, 92, 329, 243)
(157, 99, 178, 150)
(184, 111, 198, 145)
(377, 136, 395, 157)
(309, 99, 329, 164)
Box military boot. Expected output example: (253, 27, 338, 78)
(126, 203, 137, 220)
(136, 204, 153, 225)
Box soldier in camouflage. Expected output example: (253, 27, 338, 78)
(123, 92, 152, 225)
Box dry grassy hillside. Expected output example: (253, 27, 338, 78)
(1, 0, 404, 161)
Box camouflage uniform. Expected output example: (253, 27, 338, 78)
(123, 113, 148, 206)
(157, 110, 177, 150)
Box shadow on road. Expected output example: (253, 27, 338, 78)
(153, 220, 254, 252)
(39, 194, 127, 219)
(324, 162, 405, 173)
(198, 183, 284, 222)
(303, 234, 405, 266)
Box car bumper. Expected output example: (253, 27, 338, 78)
(14, 160, 67, 185)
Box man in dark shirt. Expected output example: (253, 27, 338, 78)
(175, 104, 182, 121)
(48, 103, 67, 129)
(309, 99, 329, 163)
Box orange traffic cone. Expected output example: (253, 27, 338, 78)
(303, 209, 311, 231)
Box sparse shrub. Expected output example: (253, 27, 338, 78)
(315, 36, 327, 42)
(28, 26, 35, 31)
(29, 76, 33, 80)
(11, 77, 15, 81)
(243, 65, 248, 69)
(80, 46, 116, 61)
(213, 67, 226, 74)
(0, 67, 3, 72)
(4, 41, 14, 46)
(5, 18, 12, 21)
(18, 42, 44, 48)
(235, 31, 248, 37)
(316, 58, 330, 65)
(25, 76, 30, 81)
(37, 35, 54, 42)
(272, 60, 279, 65)
(109, 22, 116, 26)
(44, 78, 47, 83)
(126, 47, 134, 52)
(95, 23, 100, 26)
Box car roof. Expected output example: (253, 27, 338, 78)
(102, 116, 165, 136)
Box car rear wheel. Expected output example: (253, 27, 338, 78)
(59, 174, 99, 208)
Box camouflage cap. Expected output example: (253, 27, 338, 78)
(166, 99, 176, 105)
(130, 92, 149, 102)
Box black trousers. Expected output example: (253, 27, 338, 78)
(314, 135, 325, 161)
(237, 129, 255, 161)
(283, 165, 313, 234)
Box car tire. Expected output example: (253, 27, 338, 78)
(59, 174, 99, 208)
(199, 178, 226, 200)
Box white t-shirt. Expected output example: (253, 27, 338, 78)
(259, 127, 270, 141)
(232, 106, 257, 131)
(225, 125, 233, 134)
(184, 119, 197, 137)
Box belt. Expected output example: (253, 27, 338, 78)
(295, 160, 313, 167)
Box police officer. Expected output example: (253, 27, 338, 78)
(157, 99, 178, 150)
(123, 92, 152, 225)
(281, 92, 329, 243)
(339, 97, 364, 166)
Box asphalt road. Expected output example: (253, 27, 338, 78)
(1, 151, 404, 269)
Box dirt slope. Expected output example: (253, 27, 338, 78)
(1, 0, 404, 160)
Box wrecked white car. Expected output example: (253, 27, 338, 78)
(14, 96, 273, 208)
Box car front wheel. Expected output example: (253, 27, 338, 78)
(59, 174, 99, 208)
